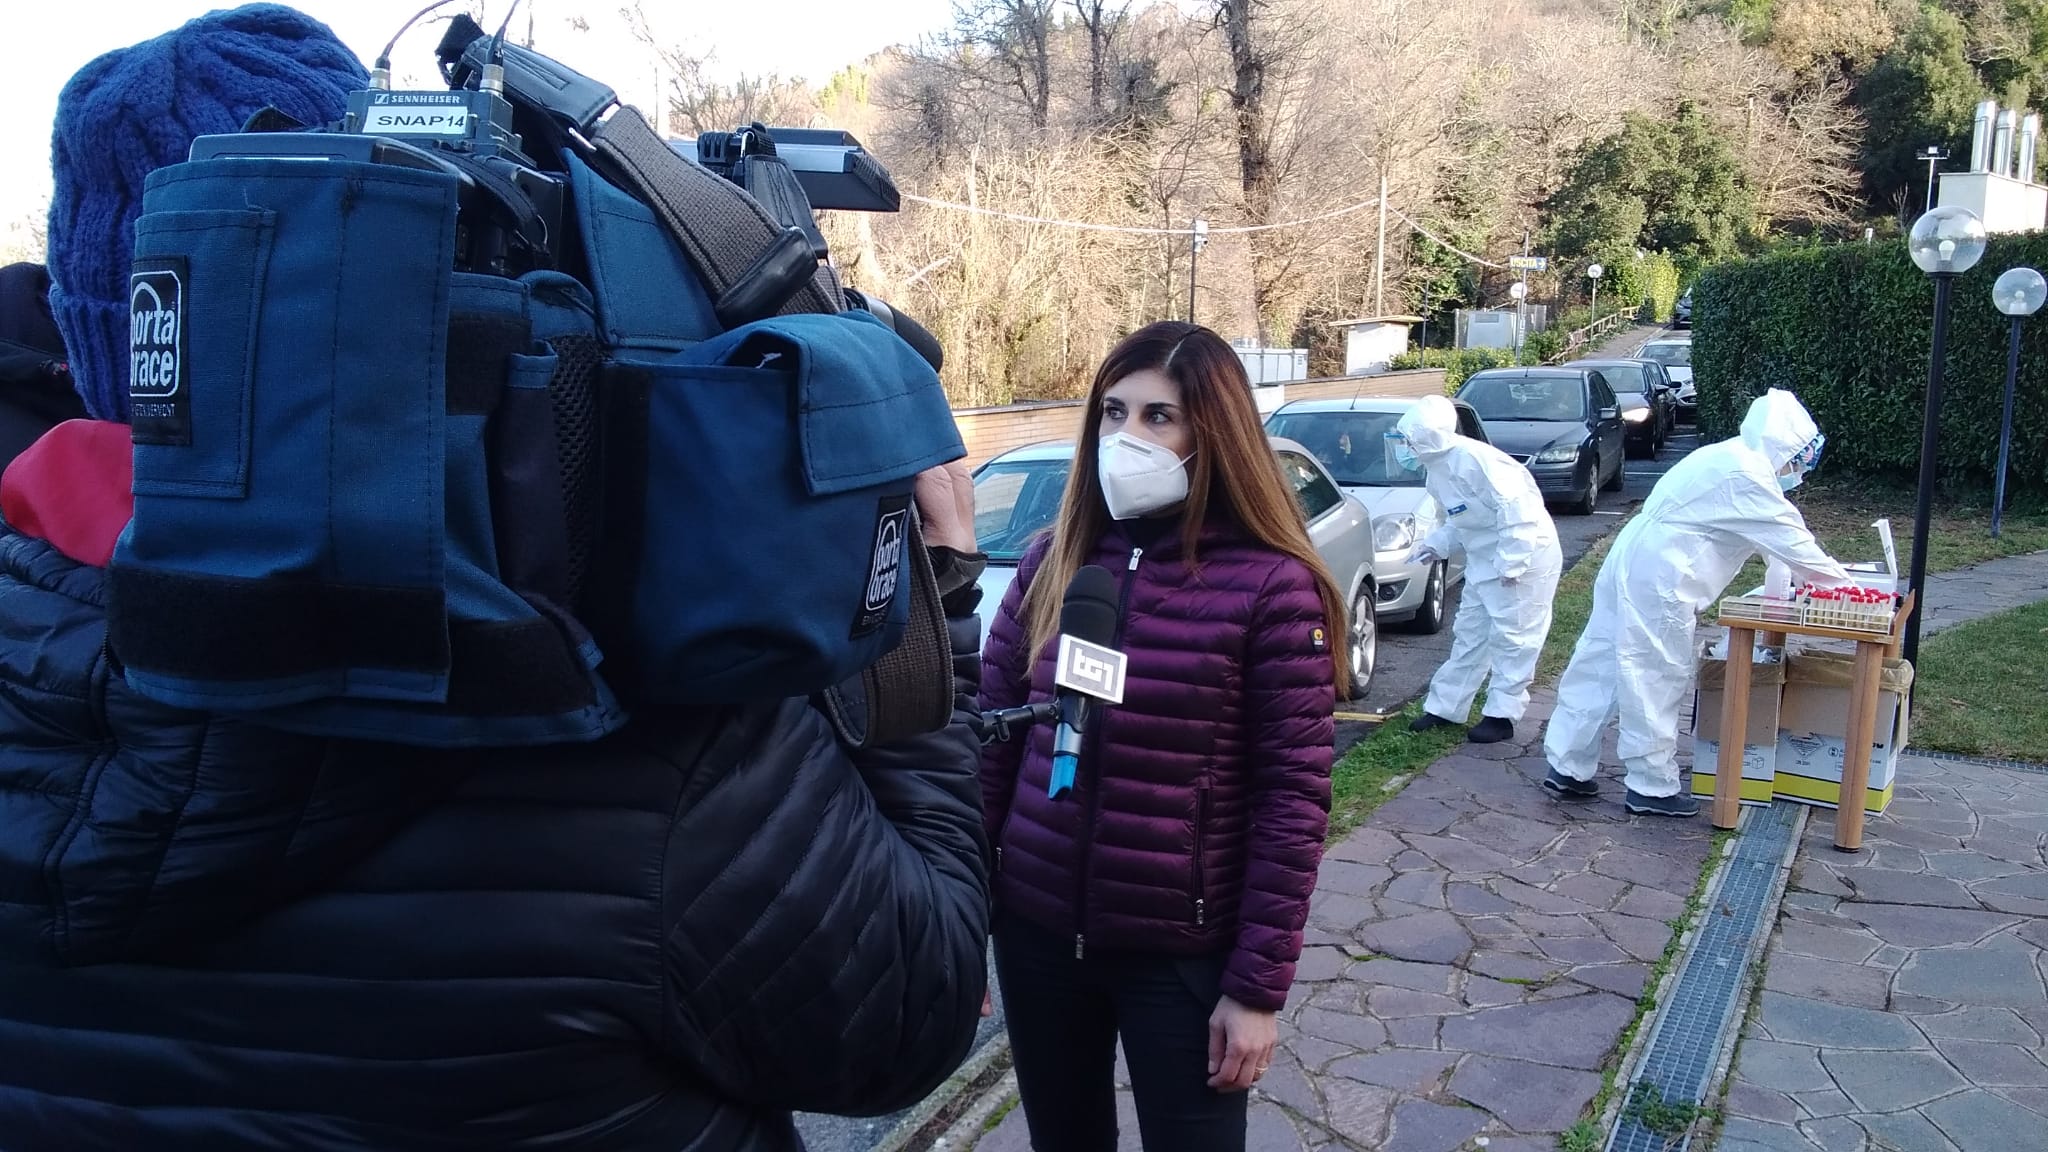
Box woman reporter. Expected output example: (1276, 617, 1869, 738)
(978, 321, 1344, 1152)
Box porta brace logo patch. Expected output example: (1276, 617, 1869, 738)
(852, 495, 912, 639)
(130, 257, 190, 447)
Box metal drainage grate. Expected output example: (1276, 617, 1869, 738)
(1605, 801, 1803, 1152)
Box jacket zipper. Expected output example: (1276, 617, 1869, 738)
(1191, 783, 1209, 926)
(1074, 544, 1143, 960)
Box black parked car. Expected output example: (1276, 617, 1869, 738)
(1456, 366, 1627, 515)
(1564, 357, 1674, 458)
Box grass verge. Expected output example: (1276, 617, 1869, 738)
(1559, 827, 1737, 1151)
(1909, 599, 2048, 761)
(1325, 699, 1468, 843)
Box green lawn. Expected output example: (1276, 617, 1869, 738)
(1909, 599, 2048, 761)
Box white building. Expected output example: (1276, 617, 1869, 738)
(1327, 315, 1424, 375)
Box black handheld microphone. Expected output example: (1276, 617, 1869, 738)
(1048, 564, 1122, 799)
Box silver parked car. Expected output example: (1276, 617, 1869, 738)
(969, 435, 1381, 697)
(1264, 396, 1491, 634)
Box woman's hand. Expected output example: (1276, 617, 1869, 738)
(1206, 995, 1277, 1092)
(914, 460, 978, 554)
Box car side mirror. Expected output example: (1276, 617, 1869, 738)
(1599, 407, 1619, 421)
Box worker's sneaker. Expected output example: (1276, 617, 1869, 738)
(1468, 716, 1515, 744)
(1625, 790, 1702, 818)
(1410, 712, 1457, 733)
(1542, 769, 1599, 800)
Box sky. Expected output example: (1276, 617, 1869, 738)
(0, 0, 956, 236)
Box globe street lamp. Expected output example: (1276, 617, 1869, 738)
(1903, 206, 1989, 665)
(1991, 267, 2047, 539)
(1587, 263, 1605, 325)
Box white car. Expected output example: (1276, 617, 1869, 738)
(1636, 336, 1695, 419)
(969, 435, 1382, 697)
(1263, 396, 1489, 634)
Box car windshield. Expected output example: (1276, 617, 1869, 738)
(972, 458, 1071, 561)
(1460, 374, 1586, 422)
(1264, 410, 1417, 487)
(1591, 363, 1650, 392)
(1639, 343, 1691, 367)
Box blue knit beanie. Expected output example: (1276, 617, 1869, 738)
(46, 5, 366, 422)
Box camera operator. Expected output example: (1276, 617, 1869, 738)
(0, 7, 990, 1150)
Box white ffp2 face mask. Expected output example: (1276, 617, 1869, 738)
(1098, 432, 1192, 520)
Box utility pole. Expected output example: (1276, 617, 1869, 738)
(1189, 218, 1208, 324)
(1374, 170, 1389, 315)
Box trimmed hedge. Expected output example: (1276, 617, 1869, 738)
(1693, 235, 2048, 499)
(1389, 346, 1526, 390)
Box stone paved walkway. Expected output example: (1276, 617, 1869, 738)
(971, 691, 1717, 1152)
(1715, 756, 2048, 1152)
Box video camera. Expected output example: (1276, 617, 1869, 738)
(185, 7, 927, 350)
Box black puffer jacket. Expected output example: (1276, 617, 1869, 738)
(0, 490, 990, 1149)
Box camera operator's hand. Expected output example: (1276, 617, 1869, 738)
(915, 460, 977, 554)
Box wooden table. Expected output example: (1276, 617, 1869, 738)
(1711, 591, 1915, 852)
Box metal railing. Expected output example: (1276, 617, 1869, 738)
(1546, 309, 1638, 363)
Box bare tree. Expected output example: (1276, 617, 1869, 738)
(1072, 0, 1134, 124)
(622, 2, 817, 134)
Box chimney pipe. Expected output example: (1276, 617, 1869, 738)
(1996, 109, 2020, 177)
(1973, 99, 1999, 172)
(2022, 113, 2041, 184)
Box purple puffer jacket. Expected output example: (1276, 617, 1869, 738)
(979, 516, 1335, 1011)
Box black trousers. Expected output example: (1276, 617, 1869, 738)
(993, 913, 1247, 1152)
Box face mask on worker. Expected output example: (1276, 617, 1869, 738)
(1098, 432, 1192, 519)
(1385, 432, 1423, 477)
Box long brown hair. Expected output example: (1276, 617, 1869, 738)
(1021, 321, 1351, 698)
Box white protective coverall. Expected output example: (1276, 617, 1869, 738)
(1397, 395, 1565, 724)
(1544, 388, 1850, 797)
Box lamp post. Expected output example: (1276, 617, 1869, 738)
(1587, 263, 1605, 329)
(1509, 280, 1528, 362)
(1921, 145, 1949, 215)
(1903, 206, 1989, 666)
(1991, 267, 2047, 538)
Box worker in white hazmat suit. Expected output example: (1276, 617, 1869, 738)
(1542, 388, 1849, 817)
(1389, 395, 1564, 744)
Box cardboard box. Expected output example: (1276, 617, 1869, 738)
(1690, 652, 1785, 808)
(1772, 647, 1915, 814)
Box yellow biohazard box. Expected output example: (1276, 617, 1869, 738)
(1690, 647, 1786, 808)
(1771, 646, 1914, 815)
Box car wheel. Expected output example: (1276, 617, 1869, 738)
(1348, 587, 1379, 699)
(1570, 466, 1599, 515)
(1626, 435, 1650, 461)
(1405, 561, 1448, 635)
(1602, 450, 1626, 491)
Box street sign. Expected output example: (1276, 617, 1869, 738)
(1509, 255, 1549, 272)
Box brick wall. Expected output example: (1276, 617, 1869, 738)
(951, 369, 1448, 467)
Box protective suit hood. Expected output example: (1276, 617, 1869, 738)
(1739, 389, 1820, 471)
(1394, 394, 1460, 458)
